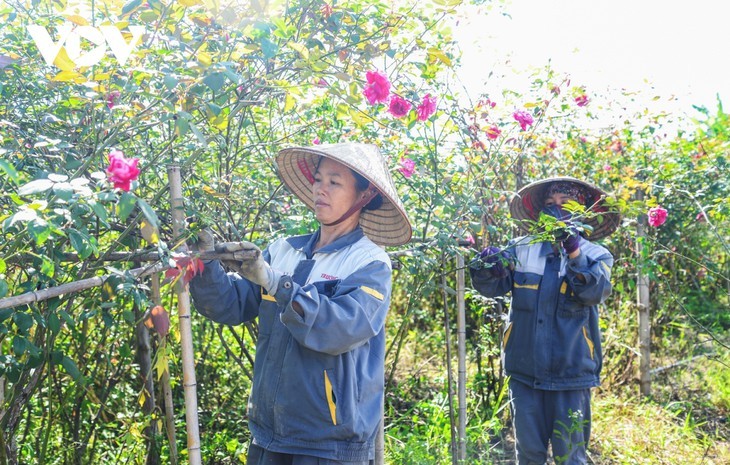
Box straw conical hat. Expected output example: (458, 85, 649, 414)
(509, 176, 621, 241)
(276, 143, 412, 247)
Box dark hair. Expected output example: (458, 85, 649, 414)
(352, 170, 383, 211)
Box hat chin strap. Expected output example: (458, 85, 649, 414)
(322, 187, 378, 227)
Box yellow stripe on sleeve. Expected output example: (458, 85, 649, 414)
(360, 286, 384, 301)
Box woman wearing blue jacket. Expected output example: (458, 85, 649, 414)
(470, 177, 620, 465)
(189, 143, 412, 464)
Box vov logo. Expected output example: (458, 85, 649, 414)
(27, 24, 145, 68)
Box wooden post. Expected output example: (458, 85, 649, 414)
(636, 192, 651, 397)
(456, 253, 467, 462)
(167, 164, 202, 464)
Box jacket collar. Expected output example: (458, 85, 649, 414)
(286, 226, 365, 258)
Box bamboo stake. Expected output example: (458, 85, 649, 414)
(456, 253, 467, 463)
(167, 164, 202, 465)
(637, 190, 651, 397)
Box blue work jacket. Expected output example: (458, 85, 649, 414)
(189, 227, 392, 461)
(470, 236, 614, 390)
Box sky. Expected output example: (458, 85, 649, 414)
(452, 0, 729, 129)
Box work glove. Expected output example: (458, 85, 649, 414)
(542, 205, 581, 255)
(190, 227, 215, 253)
(479, 246, 509, 277)
(214, 241, 282, 295)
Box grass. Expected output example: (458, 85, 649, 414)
(591, 345, 730, 465)
(591, 391, 729, 464)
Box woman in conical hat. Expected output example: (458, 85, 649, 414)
(189, 143, 411, 464)
(509, 176, 621, 241)
(469, 175, 617, 464)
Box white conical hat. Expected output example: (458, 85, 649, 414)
(509, 176, 621, 241)
(276, 143, 412, 247)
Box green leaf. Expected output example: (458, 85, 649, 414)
(163, 74, 178, 90)
(89, 200, 109, 227)
(122, 0, 143, 16)
(61, 355, 83, 381)
(12, 335, 27, 356)
(18, 179, 54, 196)
(0, 159, 19, 183)
(117, 192, 137, 222)
(137, 198, 159, 229)
(59, 310, 75, 329)
(28, 218, 51, 246)
(48, 313, 61, 335)
(68, 228, 93, 259)
(13, 311, 34, 333)
(0, 279, 7, 298)
(203, 72, 225, 92)
(189, 122, 207, 145)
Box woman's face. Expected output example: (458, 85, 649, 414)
(312, 157, 366, 225)
(543, 192, 575, 208)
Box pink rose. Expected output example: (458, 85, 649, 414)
(416, 94, 437, 121)
(647, 206, 668, 227)
(106, 149, 140, 192)
(513, 110, 534, 131)
(312, 137, 321, 145)
(388, 94, 412, 118)
(362, 70, 391, 105)
(575, 94, 589, 107)
(485, 126, 501, 140)
(320, 3, 333, 18)
(610, 140, 623, 153)
(398, 157, 416, 178)
(106, 90, 121, 109)
(603, 164, 612, 171)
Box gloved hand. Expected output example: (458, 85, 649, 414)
(190, 227, 215, 252)
(542, 205, 581, 255)
(560, 228, 581, 255)
(214, 241, 282, 294)
(480, 246, 508, 277)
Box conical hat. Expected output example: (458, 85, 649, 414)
(509, 176, 621, 241)
(276, 143, 412, 247)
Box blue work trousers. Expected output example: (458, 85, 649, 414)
(246, 443, 372, 465)
(509, 379, 592, 465)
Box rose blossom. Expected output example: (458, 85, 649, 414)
(106, 90, 121, 109)
(398, 157, 416, 178)
(574, 94, 589, 107)
(388, 94, 412, 118)
(485, 126, 501, 140)
(647, 206, 668, 227)
(106, 149, 140, 192)
(362, 70, 391, 105)
(513, 110, 534, 131)
(416, 93, 437, 121)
